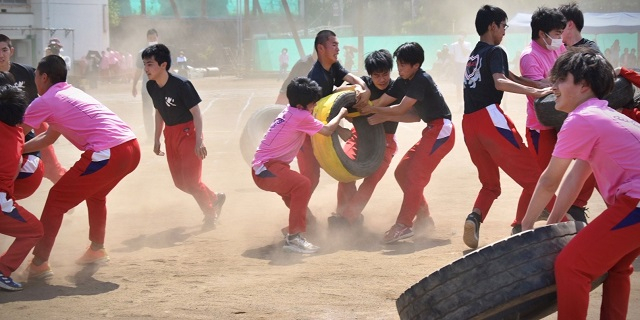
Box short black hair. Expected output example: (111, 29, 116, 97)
(475, 5, 508, 36)
(393, 42, 424, 67)
(0, 84, 28, 126)
(530, 7, 567, 40)
(0, 34, 12, 48)
(550, 48, 614, 99)
(0, 71, 16, 86)
(314, 30, 336, 53)
(558, 2, 584, 31)
(147, 28, 158, 37)
(364, 49, 393, 75)
(141, 44, 172, 70)
(286, 77, 322, 109)
(37, 55, 67, 84)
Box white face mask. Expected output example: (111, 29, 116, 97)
(544, 33, 563, 51)
(148, 41, 158, 46)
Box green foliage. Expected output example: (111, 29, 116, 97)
(109, 0, 121, 27)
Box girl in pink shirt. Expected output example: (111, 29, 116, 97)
(251, 77, 347, 254)
(521, 49, 640, 320)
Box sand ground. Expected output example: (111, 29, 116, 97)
(0, 75, 638, 319)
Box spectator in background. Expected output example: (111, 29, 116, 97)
(620, 48, 631, 68)
(177, 51, 188, 77)
(449, 35, 472, 110)
(132, 28, 160, 142)
(609, 40, 620, 67)
(278, 48, 289, 81)
(275, 51, 316, 104)
(630, 48, 638, 68)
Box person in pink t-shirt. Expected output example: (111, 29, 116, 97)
(252, 77, 348, 254)
(20, 55, 141, 280)
(521, 49, 640, 320)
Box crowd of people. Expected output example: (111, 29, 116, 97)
(1, 2, 640, 319)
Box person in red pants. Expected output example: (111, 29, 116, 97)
(252, 77, 348, 253)
(522, 49, 640, 320)
(460, 5, 552, 248)
(361, 42, 454, 244)
(142, 44, 225, 231)
(20, 55, 140, 280)
(0, 83, 43, 291)
(330, 49, 402, 229)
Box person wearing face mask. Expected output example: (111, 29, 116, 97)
(132, 28, 160, 142)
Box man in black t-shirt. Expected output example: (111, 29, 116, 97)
(558, 3, 601, 53)
(142, 44, 225, 231)
(361, 42, 455, 244)
(460, 5, 551, 249)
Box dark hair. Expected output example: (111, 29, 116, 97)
(364, 49, 393, 75)
(0, 71, 16, 86)
(147, 28, 158, 37)
(286, 77, 322, 109)
(393, 42, 424, 67)
(37, 55, 67, 84)
(0, 84, 28, 126)
(141, 44, 171, 70)
(530, 7, 567, 40)
(550, 48, 614, 99)
(558, 2, 584, 31)
(0, 34, 12, 48)
(475, 5, 508, 36)
(314, 30, 336, 53)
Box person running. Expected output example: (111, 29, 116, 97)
(142, 44, 225, 231)
(461, 5, 552, 249)
(521, 48, 640, 320)
(330, 49, 402, 230)
(0, 82, 43, 291)
(21, 55, 140, 279)
(361, 42, 454, 244)
(252, 77, 349, 253)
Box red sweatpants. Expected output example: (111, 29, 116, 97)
(297, 135, 320, 194)
(0, 199, 43, 277)
(252, 161, 311, 234)
(32, 139, 140, 262)
(462, 105, 543, 225)
(164, 121, 219, 215)
(13, 155, 44, 200)
(527, 128, 596, 209)
(555, 195, 640, 320)
(395, 119, 455, 227)
(36, 122, 67, 183)
(337, 132, 397, 223)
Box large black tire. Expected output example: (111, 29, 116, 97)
(396, 221, 604, 320)
(534, 75, 636, 130)
(239, 105, 285, 165)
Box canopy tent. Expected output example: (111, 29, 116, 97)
(509, 12, 640, 34)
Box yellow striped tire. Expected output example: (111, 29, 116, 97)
(311, 91, 386, 182)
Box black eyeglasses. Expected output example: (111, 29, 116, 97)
(500, 22, 509, 30)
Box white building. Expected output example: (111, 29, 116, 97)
(0, 0, 109, 70)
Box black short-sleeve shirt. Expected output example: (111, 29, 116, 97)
(147, 73, 202, 126)
(390, 69, 451, 123)
(10, 62, 37, 103)
(463, 42, 509, 114)
(279, 54, 315, 93)
(362, 75, 401, 134)
(307, 60, 349, 97)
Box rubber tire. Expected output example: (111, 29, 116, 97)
(239, 105, 285, 165)
(396, 221, 605, 320)
(534, 75, 636, 130)
(311, 91, 386, 182)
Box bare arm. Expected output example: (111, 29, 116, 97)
(494, 72, 551, 98)
(189, 105, 207, 159)
(368, 107, 421, 125)
(132, 68, 143, 97)
(318, 108, 348, 136)
(153, 111, 165, 156)
(343, 73, 371, 108)
(547, 159, 592, 224)
(23, 127, 62, 153)
(363, 95, 417, 117)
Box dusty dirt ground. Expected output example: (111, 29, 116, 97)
(0, 75, 638, 319)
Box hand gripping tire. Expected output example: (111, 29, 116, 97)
(311, 91, 386, 182)
(396, 221, 606, 320)
(239, 104, 285, 165)
(534, 74, 636, 130)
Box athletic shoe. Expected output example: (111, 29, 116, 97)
(25, 261, 53, 280)
(463, 212, 481, 249)
(511, 224, 522, 235)
(76, 247, 110, 265)
(203, 193, 226, 230)
(0, 273, 23, 291)
(327, 213, 364, 230)
(413, 215, 435, 236)
(567, 205, 588, 224)
(382, 223, 414, 244)
(213, 193, 226, 218)
(283, 233, 319, 254)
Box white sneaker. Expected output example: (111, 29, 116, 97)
(283, 233, 319, 254)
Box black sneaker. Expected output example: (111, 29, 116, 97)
(327, 213, 364, 231)
(567, 205, 588, 224)
(463, 212, 481, 249)
(511, 224, 522, 235)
